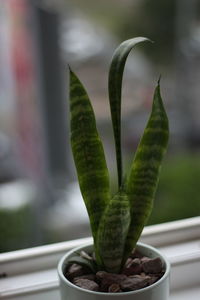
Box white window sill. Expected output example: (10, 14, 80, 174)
(1, 217, 200, 299)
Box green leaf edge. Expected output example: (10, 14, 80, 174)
(122, 79, 169, 263)
(69, 69, 110, 260)
(108, 37, 152, 188)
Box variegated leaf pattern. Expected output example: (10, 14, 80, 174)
(123, 81, 169, 263)
(96, 191, 130, 273)
(69, 70, 110, 256)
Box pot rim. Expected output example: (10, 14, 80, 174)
(58, 241, 170, 296)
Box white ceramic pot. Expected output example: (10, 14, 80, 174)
(58, 242, 170, 300)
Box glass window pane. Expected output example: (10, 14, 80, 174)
(1, 0, 200, 252)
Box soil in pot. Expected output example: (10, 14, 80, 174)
(64, 248, 165, 293)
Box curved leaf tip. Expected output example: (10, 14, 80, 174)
(108, 37, 153, 188)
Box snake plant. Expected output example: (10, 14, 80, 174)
(69, 37, 169, 274)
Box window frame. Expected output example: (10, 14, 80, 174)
(1, 216, 200, 299)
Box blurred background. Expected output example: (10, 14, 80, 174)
(0, 0, 200, 252)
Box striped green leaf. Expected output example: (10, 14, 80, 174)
(96, 191, 130, 273)
(108, 37, 151, 187)
(69, 70, 110, 251)
(123, 80, 169, 262)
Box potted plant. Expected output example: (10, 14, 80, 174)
(58, 37, 170, 299)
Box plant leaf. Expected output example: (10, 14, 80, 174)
(67, 255, 97, 273)
(123, 80, 169, 262)
(96, 191, 130, 273)
(69, 69, 110, 252)
(108, 37, 151, 188)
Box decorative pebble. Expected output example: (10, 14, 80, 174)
(142, 257, 163, 274)
(122, 258, 143, 275)
(96, 271, 127, 292)
(120, 275, 151, 291)
(66, 263, 85, 280)
(73, 274, 96, 281)
(73, 278, 99, 291)
(108, 283, 122, 293)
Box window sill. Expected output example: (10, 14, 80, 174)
(1, 217, 200, 299)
